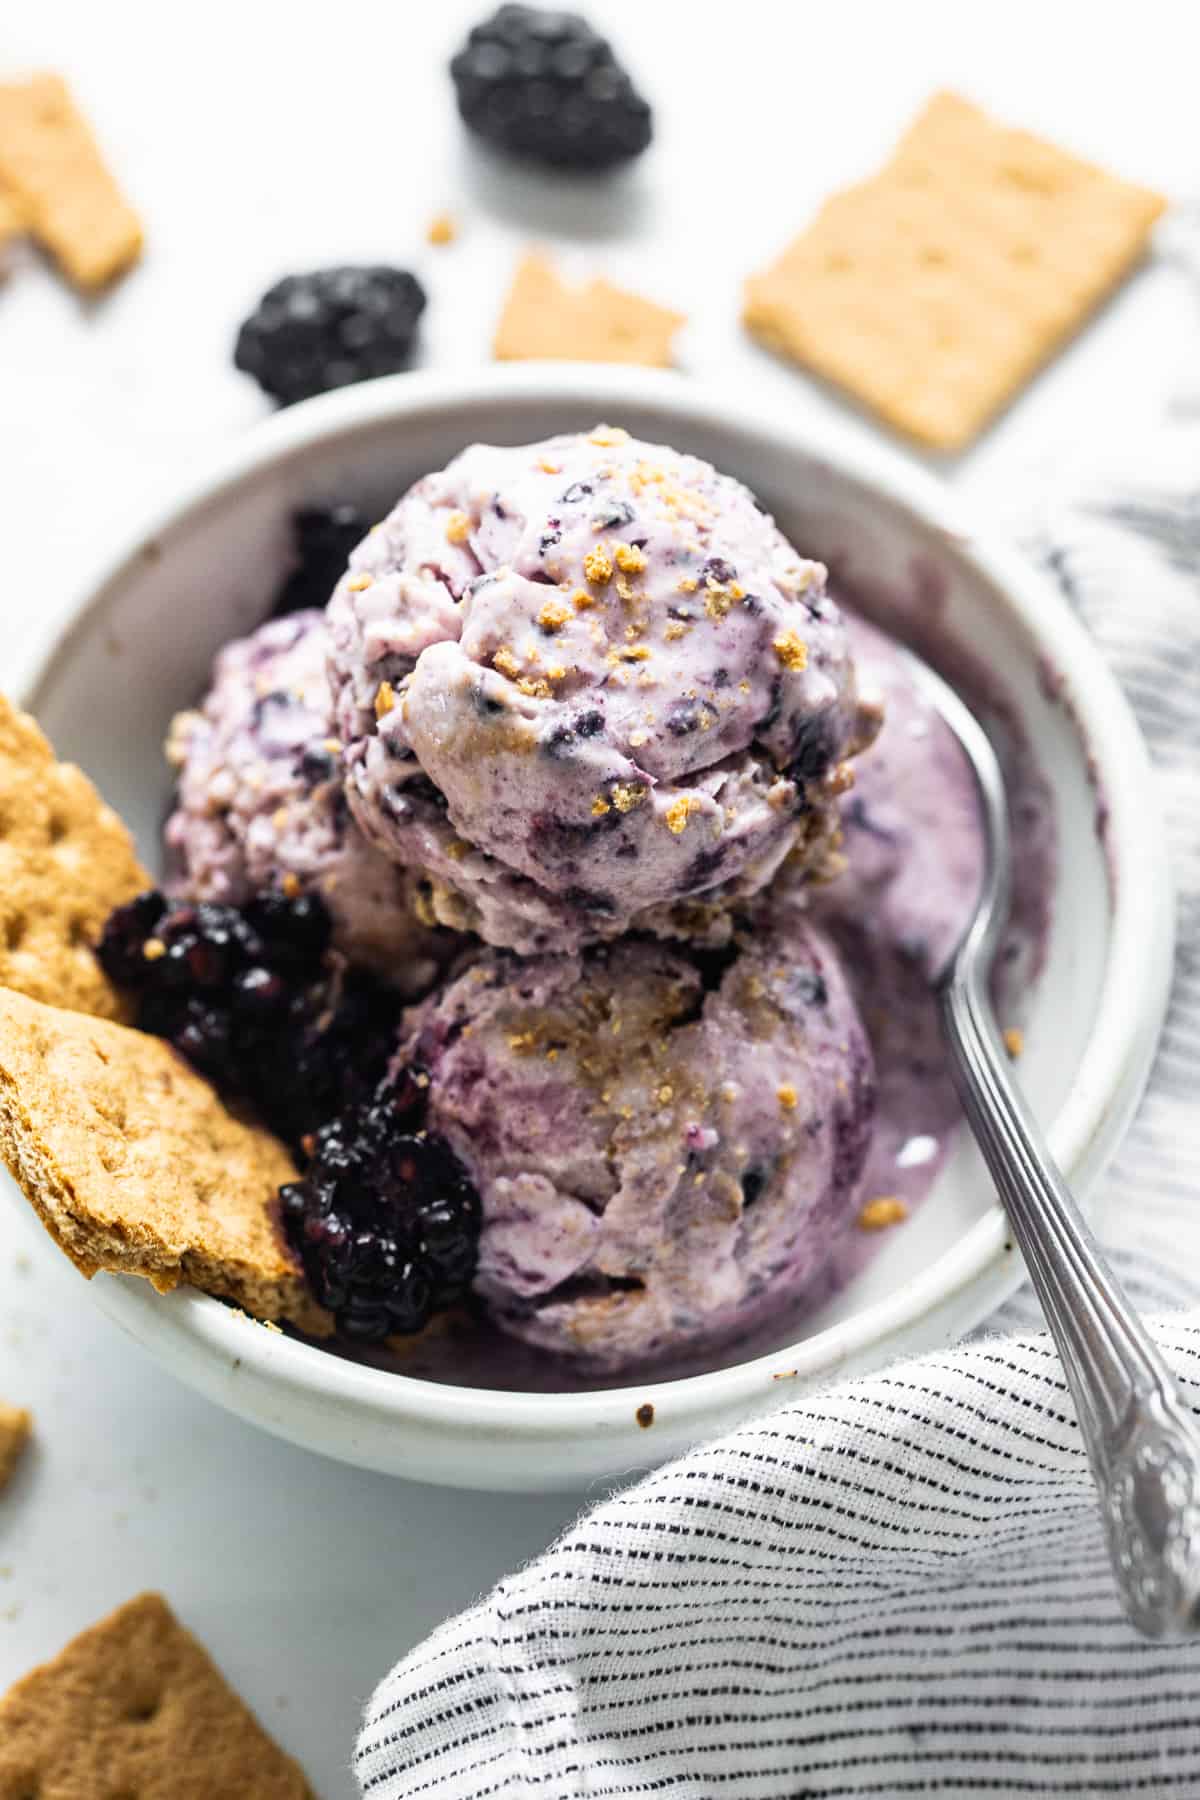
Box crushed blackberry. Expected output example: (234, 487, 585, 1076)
(234, 267, 427, 407)
(272, 504, 369, 617)
(280, 1080, 481, 1340)
(96, 891, 402, 1148)
(450, 5, 652, 170)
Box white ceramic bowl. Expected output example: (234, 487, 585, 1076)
(13, 366, 1172, 1492)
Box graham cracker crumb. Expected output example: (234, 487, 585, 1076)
(1003, 1026, 1024, 1059)
(347, 573, 372, 592)
(281, 872, 302, 900)
(664, 795, 700, 835)
(611, 782, 647, 813)
(858, 1195, 910, 1230)
(743, 90, 1166, 451)
(571, 587, 595, 611)
(537, 599, 571, 632)
(591, 795, 612, 818)
(493, 647, 521, 679)
(777, 1083, 798, 1111)
(773, 630, 809, 671)
(374, 681, 395, 720)
(445, 510, 471, 544)
(427, 210, 457, 246)
(615, 543, 647, 574)
(585, 545, 614, 585)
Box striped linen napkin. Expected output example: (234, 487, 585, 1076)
(354, 435, 1200, 1798)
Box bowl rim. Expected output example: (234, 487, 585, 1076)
(20, 364, 1175, 1445)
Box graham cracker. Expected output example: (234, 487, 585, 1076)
(0, 1592, 313, 1798)
(0, 986, 328, 1334)
(0, 178, 25, 253)
(0, 1402, 30, 1490)
(0, 73, 142, 291)
(494, 251, 684, 365)
(0, 692, 149, 1021)
(743, 91, 1166, 450)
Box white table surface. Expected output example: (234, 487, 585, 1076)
(0, 2, 1194, 1790)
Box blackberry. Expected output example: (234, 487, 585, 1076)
(450, 6, 652, 171)
(234, 267, 427, 407)
(95, 890, 402, 1149)
(280, 1079, 481, 1340)
(272, 504, 369, 617)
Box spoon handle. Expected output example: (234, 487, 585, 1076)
(941, 965, 1200, 1639)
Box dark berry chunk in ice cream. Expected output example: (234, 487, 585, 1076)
(235, 267, 427, 406)
(280, 1080, 482, 1340)
(96, 890, 403, 1148)
(450, 5, 652, 170)
(272, 504, 369, 617)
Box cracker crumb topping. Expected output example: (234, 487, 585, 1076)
(445, 510, 471, 544)
(347, 573, 373, 592)
(773, 629, 809, 671)
(493, 647, 520, 679)
(571, 587, 595, 611)
(537, 599, 570, 633)
(611, 782, 647, 813)
(281, 871, 302, 899)
(615, 542, 647, 574)
(858, 1195, 909, 1230)
(1003, 1026, 1024, 1058)
(585, 545, 614, 585)
(777, 1083, 798, 1110)
(591, 795, 611, 817)
(374, 681, 395, 720)
(664, 795, 700, 835)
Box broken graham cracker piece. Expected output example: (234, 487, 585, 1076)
(0, 691, 149, 1021)
(0, 986, 329, 1335)
(0, 1592, 314, 1799)
(0, 73, 142, 291)
(495, 251, 684, 366)
(0, 176, 26, 255)
(0, 1402, 31, 1490)
(743, 91, 1166, 451)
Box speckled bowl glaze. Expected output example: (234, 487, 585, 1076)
(12, 367, 1172, 1492)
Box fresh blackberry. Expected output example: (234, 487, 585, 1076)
(95, 890, 402, 1148)
(234, 267, 427, 407)
(450, 6, 652, 170)
(271, 504, 369, 617)
(280, 1079, 481, 1340)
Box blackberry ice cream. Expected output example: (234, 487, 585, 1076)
(399, 918, 875, 1371)
(326, 427, 881, 953)
(165, 611, 445, 991)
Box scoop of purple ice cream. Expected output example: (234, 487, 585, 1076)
(399, 919, 875, 1371)
(164, 611, 448, 991)
(326, 427, 880, 954)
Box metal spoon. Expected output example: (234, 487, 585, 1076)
(906, 652, 1200, 1640)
